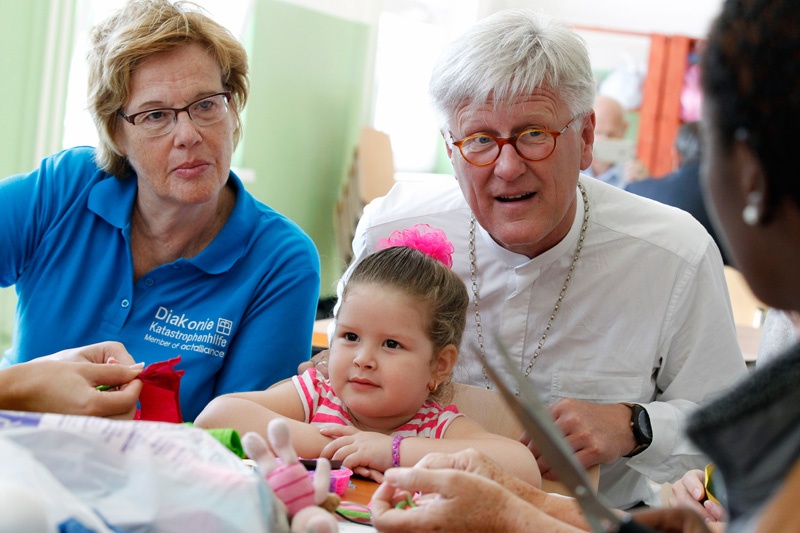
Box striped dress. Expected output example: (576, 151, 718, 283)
(292, 368, 462, 438)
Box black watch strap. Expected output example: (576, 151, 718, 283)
(623, 403, 652, 458)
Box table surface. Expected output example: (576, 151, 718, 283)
(312, 318, 333, 349)
(341, 476, 378, 506)
(335, 477, 379, 531)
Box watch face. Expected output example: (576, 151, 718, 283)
(637, 409, 653, 441)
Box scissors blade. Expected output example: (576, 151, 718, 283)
(485, 341, 621, 532)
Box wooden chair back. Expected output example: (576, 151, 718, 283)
(724, 265, 768, 327)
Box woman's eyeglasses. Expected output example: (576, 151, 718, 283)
(118, 91, 232, 138)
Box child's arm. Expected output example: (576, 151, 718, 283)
(406, 416, 541, 487)
(319, 416, 541, 487)
(194, 381, 333, 459)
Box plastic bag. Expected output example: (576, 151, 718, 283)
(0, 410, 289, 533)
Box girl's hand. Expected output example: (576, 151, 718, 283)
(318, 425, 393, 481)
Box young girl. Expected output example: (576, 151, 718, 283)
(196, 225, 540, 486)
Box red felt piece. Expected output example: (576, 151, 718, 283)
(135, 356, 185, 423)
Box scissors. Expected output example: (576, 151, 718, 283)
(485, 342, 655, 533)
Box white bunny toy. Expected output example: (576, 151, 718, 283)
(242, 419, 339, 533)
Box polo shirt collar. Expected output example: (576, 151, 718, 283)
(191, 172, 253, 274)
(88, 171, 254, 274)
(88, 174, 137, 231)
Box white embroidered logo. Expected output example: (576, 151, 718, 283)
(143, 306, 232, 358)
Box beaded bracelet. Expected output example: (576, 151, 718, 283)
(392, 435, 405, 468)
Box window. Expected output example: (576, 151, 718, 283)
(372, 1, 479, 174)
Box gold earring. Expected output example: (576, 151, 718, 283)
(428, 381, 438, 393)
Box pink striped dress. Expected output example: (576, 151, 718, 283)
(291, 368, 462, 438)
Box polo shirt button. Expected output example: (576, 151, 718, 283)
(145, 278, 154, 287)
(121, 299, 130, 308)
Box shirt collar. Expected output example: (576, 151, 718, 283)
(476, 183, 586, 270)
(88, 171, 253, 274)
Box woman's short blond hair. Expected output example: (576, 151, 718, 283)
(87, 0, 249, 178)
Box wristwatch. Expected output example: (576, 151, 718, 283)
(622, 403, 652, 457)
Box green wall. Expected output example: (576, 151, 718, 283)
(0, 0, 65, 351)
(239, 1, 370, 296)
(0, 0, 53, 176)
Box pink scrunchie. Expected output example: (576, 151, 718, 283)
(376, 224, 454, 268)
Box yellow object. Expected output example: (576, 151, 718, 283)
(704, 463, 720, 504)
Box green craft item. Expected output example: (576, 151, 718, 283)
(183, 423, 245, 459)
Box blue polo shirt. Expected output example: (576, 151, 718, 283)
(0, 147, 320, 420)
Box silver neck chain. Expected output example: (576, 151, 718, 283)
(469, 182, 590, 390)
